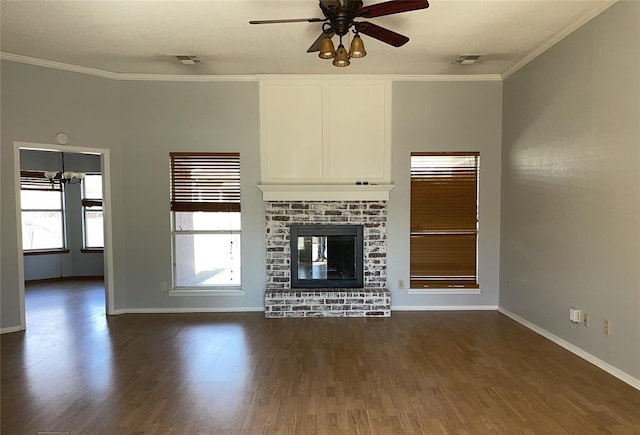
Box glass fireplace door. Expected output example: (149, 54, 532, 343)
(290, 225, 363, 288)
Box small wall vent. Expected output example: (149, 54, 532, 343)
(173, 55, 202, 65)
(453, 54, 481, 65)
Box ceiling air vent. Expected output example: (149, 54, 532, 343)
(453, 54, 481, 65)
(174, 55, 202, 65)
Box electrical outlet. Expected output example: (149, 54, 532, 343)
(604, 320, 611, 335)
(398, 280, 405, 289)
(582, 312, 589, 327)
(160, 281, 167, 292)
(569, 308, 581, 323)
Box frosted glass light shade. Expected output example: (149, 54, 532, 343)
(319, 36, 336, 59)
(332, 43, 350, 67)
(348, 34, 366, 58)
(44, 171, 58, 180)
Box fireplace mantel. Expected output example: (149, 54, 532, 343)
(258, 184, 394, 201)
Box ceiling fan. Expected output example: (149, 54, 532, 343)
(249, 0, 430, 67)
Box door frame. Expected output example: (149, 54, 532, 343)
(13, 141, 116, 326)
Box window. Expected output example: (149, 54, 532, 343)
(20, 170, 66, 251)
(82, 174, 104, 249)
(410, 152, 479, 289)
(170, 152, 241, 288)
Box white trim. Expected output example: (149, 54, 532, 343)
(257, 73, 395, 81)
(117, 73, 256, 82)
(169, 289, 246, 297)
(407, 288, 482, 295)
(1, 52, 120, 79)
(13, 144, 26, 331)
(498, 307, 640, 391)
(14, 141, 117, 320)
(0, 325, 25, 334)
(258, 184, 394, 201)
(100, 150, 116, 315)
(501, 1, 617, 79)
(392, 305, 498, 311)
(0, 52, 256, 82)
(118, 307, 264, 314)
(257, 74, 502, 82)
(394, 74, 502, 82)
(1, 53, 500, 83)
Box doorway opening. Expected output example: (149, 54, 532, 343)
(13, 141, 115, 329)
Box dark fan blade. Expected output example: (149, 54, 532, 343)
(249, 18, 325, 24)
(356, 21, 409, 47)
(357, 0, 429, 19)
(307, 30, 336, 53)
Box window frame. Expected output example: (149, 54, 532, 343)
(409, 152, 480, 290)
(81, 173, 104, 251)
(169, 152, 242, 292)
(20, 170, 67, 253)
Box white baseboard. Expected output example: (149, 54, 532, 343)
(498, 307, 640, 391)
(1, 325, 25, 334)
(392, 305, 498, 311)
(113, 307, 265, 314)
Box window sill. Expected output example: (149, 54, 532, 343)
(80, 248, 104, 253)
(169, 288, 245, 297)
(23, 249, 70, 256)
(407, 288, 482, 295)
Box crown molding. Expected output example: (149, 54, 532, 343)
(394, 74, 502, 82)
(0, 52, 256, 82)
(1, 52, 501, 83)
(501, 0, 617, 80)
(253, 73, 502, 82)
(1, 52, 120, 79)
(117, 73, 257, 82)
(255, 73, 397, 81)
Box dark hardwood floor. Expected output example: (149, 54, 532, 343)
(1, 279, 639, 434)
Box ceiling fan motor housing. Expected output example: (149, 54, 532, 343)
(321, 0, 364, 36)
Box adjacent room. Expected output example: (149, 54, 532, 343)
(1, 1, 638, 433)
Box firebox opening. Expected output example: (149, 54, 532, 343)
(290, 224, 364, 288)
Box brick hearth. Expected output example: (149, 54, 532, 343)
(265, 288, 391, 318)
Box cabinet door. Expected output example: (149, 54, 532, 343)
(327, 82, 390, 182)
(261, 83, 324, 181)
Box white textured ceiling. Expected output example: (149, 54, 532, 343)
(0, 0, 615, 76)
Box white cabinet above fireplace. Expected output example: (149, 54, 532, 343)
(259, 78, 391, 185)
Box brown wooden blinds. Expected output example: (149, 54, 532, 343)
(170, 152, 241, 212)
(410, 152, 479, 288)
(20, 171, 61, 191)
(81, 199, 102, 207)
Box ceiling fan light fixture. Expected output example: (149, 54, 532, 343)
(250, 0, 428, 68)
(348, 34, 367, 58)
(318, 36, 336, 59)
(332, 43, 350, 67)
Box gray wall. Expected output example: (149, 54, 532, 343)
(20, 150, 104, 280)
(1, 62, 125, 328)
(118, 80, 263, 310)
(500, 1, 640, 378)
(390, 81, 503, 308)
(1, 63, 503, 328)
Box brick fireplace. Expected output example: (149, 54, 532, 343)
(264, 201, 391, 318)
